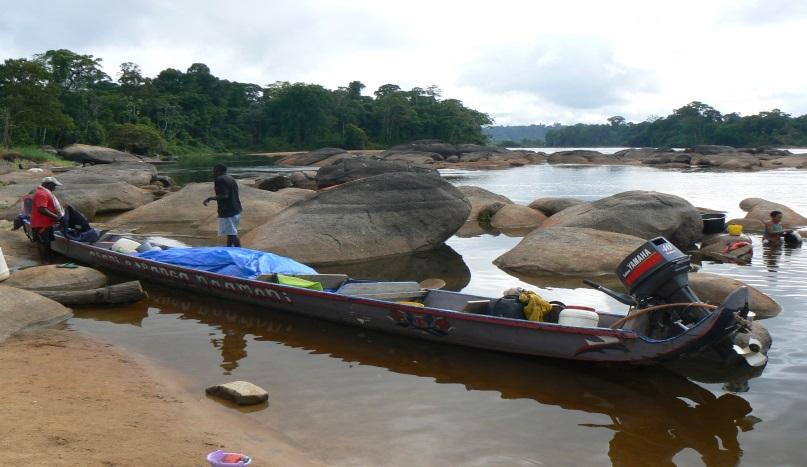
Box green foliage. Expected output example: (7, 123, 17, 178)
(107, 123, 167, 155)
(343, 123, 369, 149)
(1, 49, 493, 152)
(544, 102, 807, 148)
(0, 146, 70, 165)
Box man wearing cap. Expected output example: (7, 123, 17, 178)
(30, 176, 64, 264)
(203, 164, 242, 247)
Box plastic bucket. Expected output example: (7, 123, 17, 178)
(558, 309, 600, 327)
(207, 450, 252, 466)
(0, 247, 9, 282)
(727, 224, 743, 236)
(701, 213, 727, 234)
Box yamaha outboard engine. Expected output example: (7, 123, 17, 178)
(616, 237, 707, 338)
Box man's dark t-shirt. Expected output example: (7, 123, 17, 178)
(214, 174, 242, 218)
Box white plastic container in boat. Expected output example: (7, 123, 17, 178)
(558, 309, 600, 328)
(111, 238, 141, 254)
(0, 247, 9, 282)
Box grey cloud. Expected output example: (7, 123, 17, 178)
(459, 37, 656, 110)
(0, 0, 407, 84)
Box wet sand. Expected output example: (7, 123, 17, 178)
(0, 329, 322, 467)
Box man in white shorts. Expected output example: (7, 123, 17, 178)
(203, 164, 243, 247)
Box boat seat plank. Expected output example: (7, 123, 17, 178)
(337, 281, 421, 296)
(349, 290, 428, 301)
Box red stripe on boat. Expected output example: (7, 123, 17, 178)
(625, 252, 662, 286)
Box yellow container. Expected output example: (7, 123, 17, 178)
(727, 224, 743, 236)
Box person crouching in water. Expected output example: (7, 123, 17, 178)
(203, 164, 242, 247)
(764, 210, 786, 246)
(30, 176, 65, 264)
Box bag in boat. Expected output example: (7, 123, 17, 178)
(136, 246, 316, 279)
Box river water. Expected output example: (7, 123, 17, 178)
(68, 158, 807, 466)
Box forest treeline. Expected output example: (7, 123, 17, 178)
(0, 49, 492, 154)
(543, 102, 807, 148)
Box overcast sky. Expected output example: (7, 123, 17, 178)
(2, 0, 806, 125)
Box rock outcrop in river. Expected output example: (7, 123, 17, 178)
(59, 144, 143, 164)
(494, 227, 646, 276)
(241, 172, 470, 265)
(540, 190, 703, 249)
(315, 157, 438, 188)
(739, 198, 807, 228)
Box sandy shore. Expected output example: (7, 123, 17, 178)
(0, 329, 322, 467)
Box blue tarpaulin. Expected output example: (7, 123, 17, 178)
(137, 247, 317, 279)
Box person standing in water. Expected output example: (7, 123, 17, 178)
(764, 210, 786, 246)
(203, 164, 242, 247)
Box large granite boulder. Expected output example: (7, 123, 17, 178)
(382, 152, 441, 164)
(316, 244, 471, 291)
(311, 152, 359, 167)
(255, 175, 292, 191)
(613, 147, 671, 162)
(456, 144, 508, 154)
(685, 145, 738, 155)
(107, 183, 315, 235)
(4, 265, 107, 291)
(277, 148, 347, 166)
(739, 198, 807, 228)
(688, 272, 781, 318)
(494, 227, 645, 276)
(0, 285, 72, 343)
(528, 197, 586, 217)
(0, 167, 54, 185)
(241, 172, 470, 265)
(196, 188, 315, 235)
(59, 144, 141, 164)
(55, 162, 157, 187)
(58, 183, 149, 220)
(764, 155, 807, 169)
(315, 157, 438, 188)
(385, 140, 458, 157)
(642, 152, 692, 165)
(540, 191, 703, 248)
(490, 204, 546, 230)
(1, 181, 148, 221)
(0, 184, 34, 213)
(547, 150, 615, 165)
(457, 186, 513, 221)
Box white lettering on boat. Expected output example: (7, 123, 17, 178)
(88, 250, 293, 304)
(622, 248, 652, 278)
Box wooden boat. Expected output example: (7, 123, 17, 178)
(41, 229, 759, 365)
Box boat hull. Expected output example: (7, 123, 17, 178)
(51, 235, 740, 364)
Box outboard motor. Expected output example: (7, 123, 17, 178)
(617, 237, 699, 307)
(615, 237, 707, 338)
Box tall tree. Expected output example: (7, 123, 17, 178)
(0, 58, 72, 147)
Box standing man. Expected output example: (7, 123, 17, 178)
(30, 176, 64, 264)
(203, 164, 242, 247)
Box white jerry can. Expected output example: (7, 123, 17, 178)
(0, 247, 9, 282)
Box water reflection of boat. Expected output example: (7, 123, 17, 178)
(75, 284, 761, 466)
